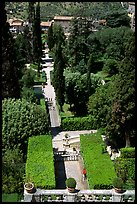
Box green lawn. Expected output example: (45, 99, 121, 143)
(2, 193, 23, 202)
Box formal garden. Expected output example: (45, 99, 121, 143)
(2, 2, 135, 202)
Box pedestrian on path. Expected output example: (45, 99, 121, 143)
(82, 168, 87, 181)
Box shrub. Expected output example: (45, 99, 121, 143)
(25, 135, 56, 189)
(114, 158, 135, 182)
(2, 98, 50, 154)
(120, 147, 135, 158)
(113, 177, 123, 189)
(66, 178, 76, 188)
(80, 131, 116, 189)
(61, 116, 97, 131)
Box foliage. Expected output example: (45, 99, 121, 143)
(120, 147, 135, 158)
(105, 10, 130, 28)
(114, 147, 135, 185)
(2, 3, 20, 99)
(80, 132, 117, 189)
(102, 59, 118, 76)
(2, 147, 25, 194)
(52, 40, 65, 111)
(47, 22, 54, 51)
(61, 116, 97, 131)
(114, 158, 135, 183)
(20, 68, 35, 88)
(25, 135, 56, 189)
(33, 2, 42, 72)
(66, 178, 76, 188)
(2, 193, 22, 202)
(113, 177, 123, 189)
(20, 87, 38, 104)
(106, 33, 135, 148)
(2, 98, 50, 155)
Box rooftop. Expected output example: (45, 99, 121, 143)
(54, 16, 74, 21)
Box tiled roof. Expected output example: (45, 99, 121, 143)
(41, 21, 51, 26)
(7, 18, 24, 26)
(54, 16, 74, 21)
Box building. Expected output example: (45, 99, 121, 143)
(128, 2, 135, 31)
(41, 21, 52, 33)
(53, 16, 74, 34)
(7, 18, 25, 34)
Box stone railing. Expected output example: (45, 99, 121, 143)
(54, 150, 79, 161)
(22, 189, 135, 202)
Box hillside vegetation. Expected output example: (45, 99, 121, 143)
(5, 2, 128, 21)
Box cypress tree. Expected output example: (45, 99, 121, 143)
(47, 22, 55, 51)
(33, 2, 42, 72)
(2, 2, 20, 99)
(53, 41, 65, 111)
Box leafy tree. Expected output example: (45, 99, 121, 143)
(105, 10, 131, 28)
(106, 33, 135, 148)
(88, 33, 135, 148)
(68, 17, 91, 68)
(2, 98, 50, 155)
(2, 2, 20, 99)
(102, 59, 118, 76)
(20, 68, 35, 88)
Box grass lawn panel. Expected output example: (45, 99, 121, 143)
(80, 132, 117, 189)
(25, 135, 56, 189)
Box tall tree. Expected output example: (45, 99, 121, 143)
(52, 41, 65, 111)
(33, 2, 42, 72)
(47, 22, 55, 51)
(2, 2, 20, 99)
(106, 33, 135, 148)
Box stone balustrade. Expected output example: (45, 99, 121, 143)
(22, 188, 135, 202)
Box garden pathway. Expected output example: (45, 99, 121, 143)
(42, 61, 89, 190)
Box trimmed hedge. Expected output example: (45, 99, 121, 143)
(120, 147, 135, 158)
(61, 116, 97, 131)
(114, 158, 135, 181)
(25, 135, 56, 189)
(80, 132, 117, 189)
(114, 147, 135, 188)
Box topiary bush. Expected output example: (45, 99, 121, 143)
(66, 178, 76, 188)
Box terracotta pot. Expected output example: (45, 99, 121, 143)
(24, 182, 34, 193)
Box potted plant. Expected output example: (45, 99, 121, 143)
(66, 177, 76, 193)
(113, 177, 124, 193)
(24, 175, 35, 193)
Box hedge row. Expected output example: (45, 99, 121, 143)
(114, 158, 135, 182)
(114, 147, 135, 186)
(61, 116, 97, 131)
(25, 135, 56, 189)
(120, 147, 135, 158)
(80, 132, 117, 189)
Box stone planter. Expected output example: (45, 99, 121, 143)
(67, 187, 76, 193)
(114, 188, 123, 193)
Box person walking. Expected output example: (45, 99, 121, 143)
(82, 168, 87, 181)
